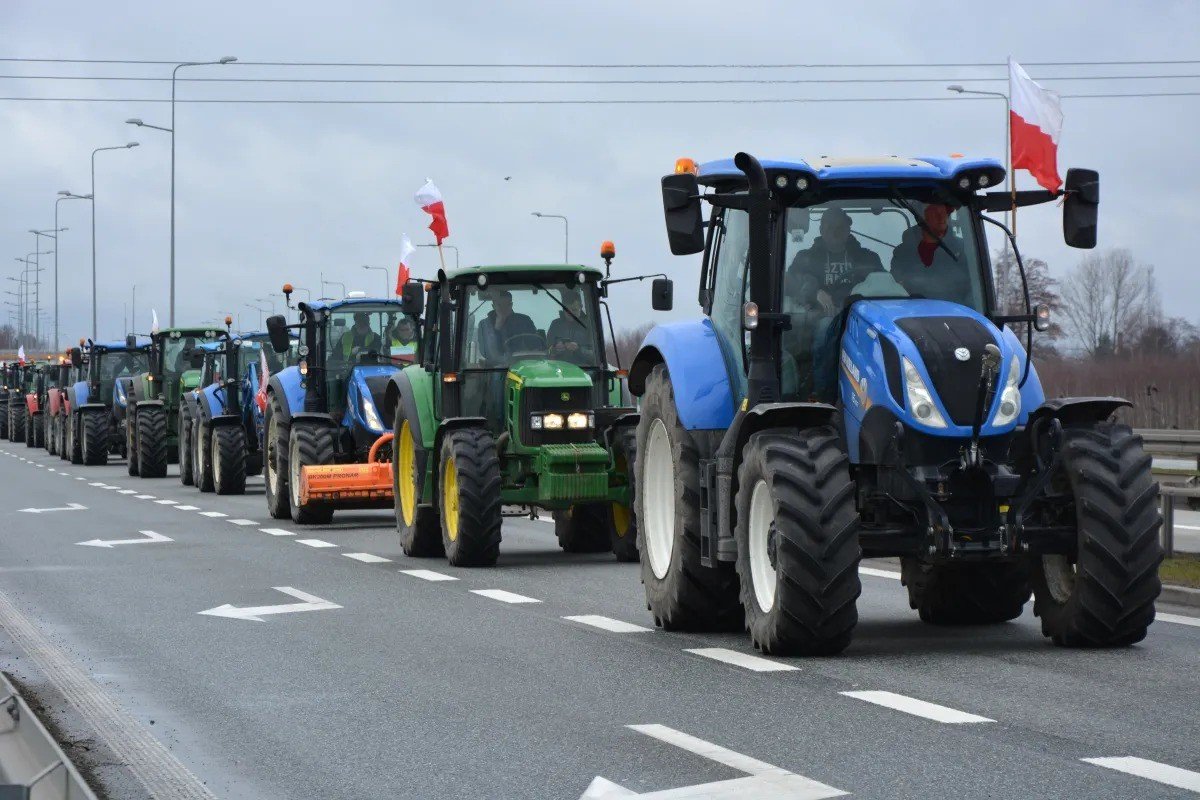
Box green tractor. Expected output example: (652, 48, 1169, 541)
(121, 326, 224, 478)
(385, 250, 673, 566)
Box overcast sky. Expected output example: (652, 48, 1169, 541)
(2, 0, 1197, 347)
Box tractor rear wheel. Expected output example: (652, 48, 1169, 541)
(554, 505, 611, 553)
(46, 415, 58, 455)
(178, 407, 195, 486)
(26, 412, 38, 447)
(288, 422, 335, 524)
(136, 406, 168, 478)
(9, 404, 25, 445)
(1032, 422, 1162, 647)
(124, 415, 138, 474)
(609, 426, 640, 562)
(734, 427, 861, 656)
(901, 560, 1029, 625)
(264, 396, 290, 519)
(194, 420, 214, 492)
(82, 410, 110, 466)
(213, 425, 248, 495)
(636, 364, 741, 631)
(438, 427, 502, 566)
(394, 417, 443, 557)
(0, 405, 7, 439)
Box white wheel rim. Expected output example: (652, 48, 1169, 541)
(213, 433, 222, 485)
(195, 425, 203, 474)
(1042, 555, 1075, 605)
(643, 418, 675, 580)
(266, 415, 278, 488)
(748, 479, 777, 613)
(289, 436, 302, 507)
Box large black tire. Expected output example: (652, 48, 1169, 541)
(438, 428, 502, 566)
(264, 396, 290, 519)
(288, 423, 335, 524)
(82, 410, 110, 466)
(635, 364, 742, 631)
(9, 404, 26, 445)
(1032, 422, 1162, 647)
(734, 428, 861, 656)
(0, 404, 7, 439)
(609, 426, 640, 562)
(136, 405, 168, 478)
(901, 559, 1029, 625)
(554, 505, 612, 553)
(194, 420, 214, 492)
(212, 425, 248, 495)
(26, 412, 38, 447)
(46, 415, 58, 455)
(178, 407, 195, 486)
(393, 415, 443, 557)
(124, 415, 138, 474)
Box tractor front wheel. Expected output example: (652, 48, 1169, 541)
(609, 426, 640, 562)
(438, 428, 502, 566)
(213, 425, 248, 495)
(124, 415, 138, 474)
(264, 396, 290, 519)
(136, 406, 168, 478)
(288, 422, 335, 524)
(82, 410, 111, 466)
(1032, 422, 1162, 647)
(46, 415, 58, 455)
(9, 404, 26, 445)
(394, 417, 443, 557)
(901, 560, 1030, 625)
(554, 506, 611, 553)
(178, 407, 195, 486)
(194, 420, 214, 492)
(25, 412, 38, 447)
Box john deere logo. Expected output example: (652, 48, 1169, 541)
(560, 391, 570, 402)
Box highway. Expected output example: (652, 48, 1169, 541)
(2, 438, 1199, 799)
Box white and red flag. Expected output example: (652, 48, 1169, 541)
(16, 345, 25, 364)
(414, 179, 450, 244)
(1009, 58, 1064, 192)
(255, 348, 270, 411)
(395, 233, 415, 295)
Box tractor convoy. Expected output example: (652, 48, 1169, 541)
(0, 151, 1166, 654)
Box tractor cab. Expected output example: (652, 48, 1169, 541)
(143, 326, 226, 405)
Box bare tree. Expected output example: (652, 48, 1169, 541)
(606, 322, 654, 368)
(992, 250, 1063, 339)
(1060, 249, 1159, 357)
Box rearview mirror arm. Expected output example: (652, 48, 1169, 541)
(981, 214, 1034, 389)
(602, 272, 668, 288)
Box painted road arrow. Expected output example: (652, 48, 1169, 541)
(197, 586, 342, 622)
(581, 724, 846, 799)
(19, 502, 87, 514)
(77, 529, 173, 548)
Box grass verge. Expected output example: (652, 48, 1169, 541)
(1162, 553, 1200, 589)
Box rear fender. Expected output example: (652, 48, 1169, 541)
(209, 413, 243, 429)
(384, 367, 437, 450)
(71, 380, 90, 408)
(627, 319, 735, 431)
(268, 368, 306, 424)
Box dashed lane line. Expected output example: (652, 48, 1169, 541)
(564, 615, 653, 633)
(259, 528, 295, 536)
(471, 589, 541, 604)
(174, 505, 200, 511)
(1158, 612, 1200, 629)
(859, 566, 902, 580)
(1082, 756, 1200, 793)
(88, 481, 108, 487)
(343, 552, 392, 563)
(199, 511, 226, 518)
(154, 499, 178, 505)
(840, 691, 993, 723)
(226, 518, 258, 526)
(400, 569, 458, 582)
(118, 489, 138, 494)
(134, 494, 155, 499)
(684, 647, 799, 673)
(296, 539, 337, 548)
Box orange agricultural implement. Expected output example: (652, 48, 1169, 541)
(298, 432, 394, 507)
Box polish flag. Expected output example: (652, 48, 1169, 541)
(395, 234, 415, 295)
(255, 348, 270, 411)
(151, 309, 160, 335)
(1009, 58, 1064, 192)
(17, 345, 25, 364)
(414, 179, 450, 244)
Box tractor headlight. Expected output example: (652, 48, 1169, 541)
(361, 394, 384, 431)
(542, 413, 565, 430)
(566, 412, 592, 429)
(299, 359, 308, 376)
(991, 357, 1022, 427)
(902, 357, 948, 428)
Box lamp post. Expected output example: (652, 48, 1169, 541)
(92, 142, 139, 339)
(255, 297, 277, 314)
(320, 274, 346, 299)
(15, 252, 50, 343)
(531, 212, 568, 262)
(416, 243, 459, 270)
(31, 228, 65, 346)
(290, 286, 312, 302)
(362, 265, 389, 296)
(55, 192, 91, 350)
(244, 303, 269, 328)
(126, 55, 236, 328)
(947, 84, 1015, 232)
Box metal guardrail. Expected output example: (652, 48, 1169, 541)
(0, 673, 98, 800)
(1136, 429, 1200, 558)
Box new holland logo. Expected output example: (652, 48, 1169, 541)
(954, 347, 971, 361)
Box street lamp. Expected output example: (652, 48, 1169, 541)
(362, 265, 389, 296)
(244, 302, 269, 328)
(126, 55, 236, 328)
(320, 275, 346, 299)
(91, 142, 139, 339)
(531, 212, 569, 262)
(30, 228, 66, 346)
(55, 191, 91, 350)
(289, 286, 313, 302)
(947, 84, 1015, 230)
(416, 243, 459, 270)
(255, 296, 277, 314)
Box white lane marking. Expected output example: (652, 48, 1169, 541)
(343, 552, 392, 563)
(260, 527, 295, 536)
(400, 569, 458, 582)
(564, 615, 653, 633)
(77, 530, 173, 548)
(88, 482, 109, 487)
(1082, 757, 1200, 793)
(840, 691, 993, 723)
(118, 489, 138, 494)
(226, 518, 258, 526)
(174, 505, 200, 511)
(296, 539, 337, 548)
(199, 511, 226, 518)
(859, 566, 902, 580)
(18, 502, 87, 514)
(197, 586, 341, 622)
(1173, 524, 1200, 531)
(134, 494, 155, 499)
(684, 648, 799, 673)
(154, 499, 177, 505)
(102, 485, 120, 490)
(75, 476, 85, 480)
(471, 589, 541, 604)
(1158, 612, 1200, 629)
(46, 467, 55, 472)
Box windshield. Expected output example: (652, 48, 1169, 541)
(783, 198, 985, 313)
(325, 303, 409, 365)
(161, 331, 222, 376)
(461, 282, 600, 369)
(238, 337, 294, 376)
(98, 350, 150, 384)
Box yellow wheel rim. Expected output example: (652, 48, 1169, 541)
(443, 457, 459, 542)
(399, 421, 417, 527)
(612, 502, 631, 538)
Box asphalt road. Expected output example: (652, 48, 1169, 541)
(2, 438, 1199, 799)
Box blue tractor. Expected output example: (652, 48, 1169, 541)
(631, 153, 1161, 655)
(262, 291, 408, 524)
(69, 338, 152, 466)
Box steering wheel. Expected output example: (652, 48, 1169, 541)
(504, 333, 545, 354)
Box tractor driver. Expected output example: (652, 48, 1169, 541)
(477, 289, 537, 364)
(546, 289, 592, 364)
(174, 337, 198, 373)
(889, 202, 971, 304)
(335, 312, 383, 361)
(389, 316, 419, 361)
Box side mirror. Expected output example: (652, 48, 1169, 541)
(401, 281, 425, 315)
(651, 278, 674, 311)
(126, 334, 137, 348)
(661, 173, 705, 255)
(69, 347, 82, 368)
(1063, 167, 1099, 249)
(265, 314, 291, 354)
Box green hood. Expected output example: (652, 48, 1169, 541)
(506, 359, 595, 389)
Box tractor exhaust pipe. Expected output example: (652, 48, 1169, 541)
(967, 343, 1003, 467)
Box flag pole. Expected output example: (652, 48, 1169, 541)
(436, 243, 447, 271)
(1007, 59, 1017, 238)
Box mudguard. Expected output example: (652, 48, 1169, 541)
(1026, 396, 1131, 428)
(268, 368, 307, 424)
(385, 366, 437, 450)
(71, 380, 90, 408)
(628, 319, 736, 431)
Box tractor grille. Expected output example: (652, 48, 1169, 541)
(896, 316, 997, 426)
(364, 375, 390, 422)
(520, 385, 597, 447)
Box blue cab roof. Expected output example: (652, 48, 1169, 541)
(696, 155, 1005, 186)
(95, 337, 151, 351)
(304, 296, 405, 313)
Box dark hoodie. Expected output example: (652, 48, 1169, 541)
(786, 236, 883, 309)
(889, 226, 971, 304)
